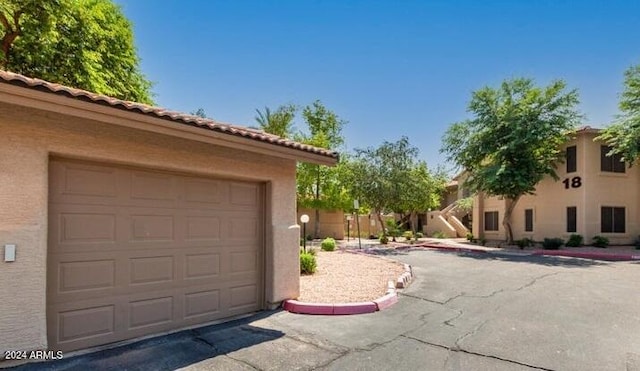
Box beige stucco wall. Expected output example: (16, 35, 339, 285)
(473, 132, 640, 245)
(0, 102, 300, 354)
(297, 208, 345, 240)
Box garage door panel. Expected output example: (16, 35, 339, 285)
(50, 161, 118, 201)
(48, 159, 264, 352)
(183, 178, 222, 205)
(128, 296, 174, 330)
(130, 214, 175, 242)
(56, 304, 116, 343)
(185, 216, 221, 240)
(184, 289, 220, 319)
(185, 253, 220, 279)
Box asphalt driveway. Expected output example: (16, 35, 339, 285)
(12, 249, 640, 371)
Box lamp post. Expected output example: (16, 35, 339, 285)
(354, 200, 361, 249)
(346, 215, 353, 241)
(300, 214, 309, 253)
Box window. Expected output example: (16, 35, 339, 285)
(566, 207, 577, 233)
(524, 209, 533, 232)
(566, 146, 577, 173)
(601, 145, 625, 173)
(484, 211, 499, 231)
(601, 206, 625, 233)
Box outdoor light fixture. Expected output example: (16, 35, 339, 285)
(300, 214, 309, 253)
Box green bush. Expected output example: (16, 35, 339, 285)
(415, 232, 424, 238)
(321, 237, 336, 251)
(379, 235, 389, 244)
(466, 233, 474, 242)
(565, 234, 583, 247)
(300, 252, 317, 274)
(306, 234, 314, 241)
(515, 238, 533, 249)
(432, 231, 447, 239)
(403, 231, 414, 240)
(301, 247, 316, 256)
(635, 236, 640, 250)
(592, 235, 609, 248)
(542, 238, 564, 250)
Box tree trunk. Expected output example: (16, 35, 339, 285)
(502, 196, 521, 244)
(376, 210, 386, 236)
(410, 212, 418, 234)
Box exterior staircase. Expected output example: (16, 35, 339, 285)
(426, 201, 470, 238)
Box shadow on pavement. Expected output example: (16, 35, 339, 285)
(11, 311, 283, 371)
(449, 250, 610, 268)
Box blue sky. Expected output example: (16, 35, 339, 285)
(115, 0, 640, 171)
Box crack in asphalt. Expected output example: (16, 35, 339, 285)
(398, 291, 447, 304)
(401, 334, 554, 371)
(443, 309, 464, 327)
(191, 333, 261, 370)
(307, 270, 564, 370)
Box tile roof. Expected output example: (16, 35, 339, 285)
(0, 70, 338, 160)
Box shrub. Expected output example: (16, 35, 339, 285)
(306, 234, 314, 241)
(565, 234, 583, 247)
(466, 233, 474, 242)
(386, 220, 401, 241)
(542, 238, 564, 250)
(300, 252, 317, 274)
(515, 238, 533, 249)
(592, 235, 609, 248)
(301, 247, 316, 256)
(479, 238, 487, 246)
(379, 235, 389, 244)
(432, 231, 447, 239)
(321, 237, 336, 251)
(415, 232, 424, 239)
(635, 236, 640, 250)
(403, 231, 414, 240)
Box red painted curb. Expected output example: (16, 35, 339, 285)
(418, 243, 489, 254)
(283, 300, 334, 315)
(533, 250, 640, 261)
(374, 292, 398, 311)
(333, 302, 378, 315)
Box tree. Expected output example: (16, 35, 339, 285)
(441, 78, 581, 243)
(296, 100, 347, 238)
(346, 137, 444, 236)
(0, 0, 153, 104)
(191, 108, 209, 118)
(596, 63, 640, 163)
(254, 104, 297, 138)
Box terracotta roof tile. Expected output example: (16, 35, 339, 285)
(0, 70, 338, 160)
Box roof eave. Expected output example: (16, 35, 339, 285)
(0, 82, 338, 166)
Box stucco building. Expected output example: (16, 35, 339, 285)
(0, 71, 337, 357)
(469, 127, 639, 245)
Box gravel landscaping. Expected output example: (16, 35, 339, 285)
(298, 250, 405, 303)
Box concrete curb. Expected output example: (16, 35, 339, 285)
(417, 243, 640, 261)
(283, 259, 413, 315)
(532, 250, 640, 261)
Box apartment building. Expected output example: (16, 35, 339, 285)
(472, 127, 639, 245)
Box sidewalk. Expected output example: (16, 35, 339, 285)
(338, 237, 640, 261)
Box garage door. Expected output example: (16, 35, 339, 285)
(47, 159, 264, 352)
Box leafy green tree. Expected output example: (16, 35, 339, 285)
(0, 0, 153, 104)
(296, 100, 347, 238)
(254, 104, 297, 138)
(346, 137, 443, 236)
(396, 162, 447, 233)
(596, 63, 640, 163)
(441, 78, 581, 243)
